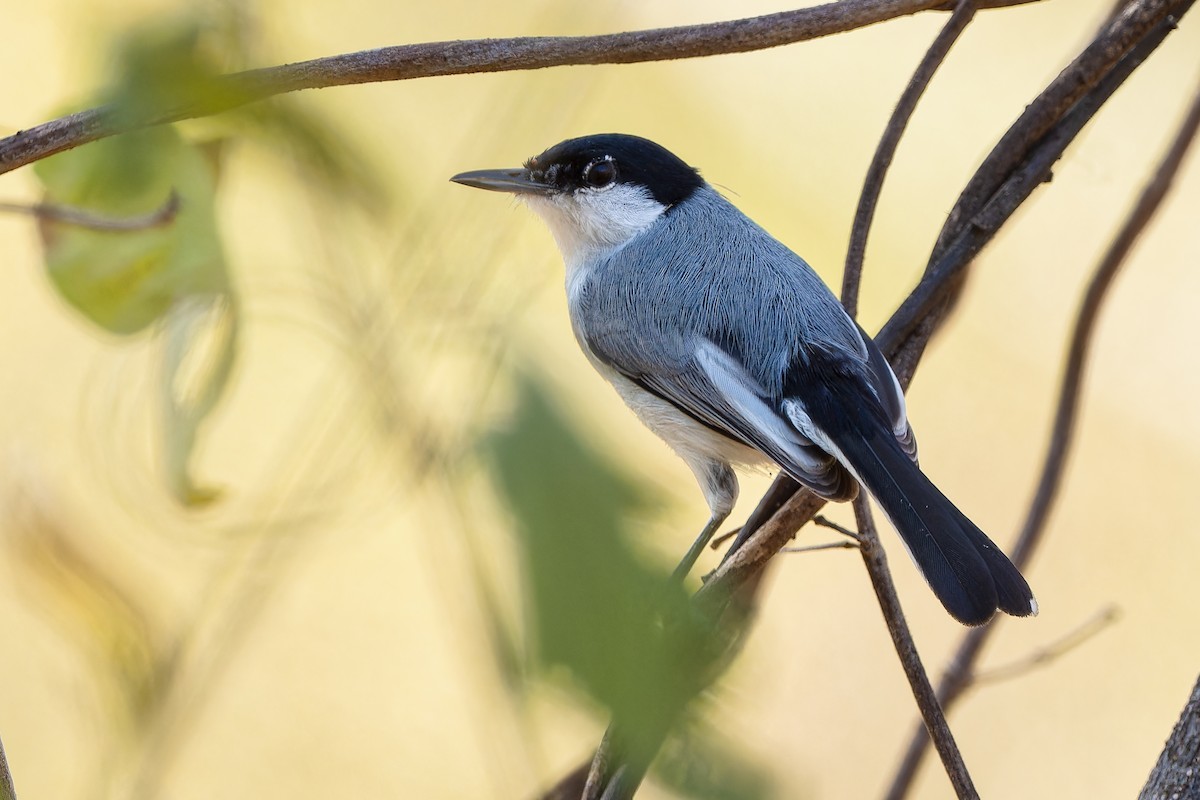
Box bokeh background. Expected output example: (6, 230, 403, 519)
(1, 1, 1199, 798)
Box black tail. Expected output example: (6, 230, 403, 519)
(821, 406, 1036, 626)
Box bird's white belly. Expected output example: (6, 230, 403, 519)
(601, 366, 767, 473)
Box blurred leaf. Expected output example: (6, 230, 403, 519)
(238, 99, 390, 215)
(108, 13, 387, 213)
(34, 125, 230, 335)
(4, 474, 171, 733)
(161, 292, 239, 507)
(103, 15, 255, 129)
(654, 719, 779, 800)
(35, 121, 238, 505)
(483, 375, 719, 742)
(477, 583, 527, 692)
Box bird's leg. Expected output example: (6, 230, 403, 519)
(671, 462, 738, 582)
(671, 510, 732, 582)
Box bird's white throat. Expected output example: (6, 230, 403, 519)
(522, 183, 666, 269)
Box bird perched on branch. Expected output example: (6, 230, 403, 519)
(452, 133, 1036, 626)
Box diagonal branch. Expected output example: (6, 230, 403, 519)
(879, 0, 1195, 381)
(852, 497, 979, 799)
(1011, 70, 1200, 567)
(884, 63, 1200, 800)
(0, 0, 1043, 176)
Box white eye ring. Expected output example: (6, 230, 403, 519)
(582, 156, 618, 190)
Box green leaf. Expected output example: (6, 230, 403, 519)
(34, 121, 238, 505)
(483, 375, 719, 741)
(238, 99, 390, 215)
(35, 125, 230, 335)
(161, 293, 239, 507)
(101, 17, 252, 127)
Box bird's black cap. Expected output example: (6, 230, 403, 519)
(524, 134, 705, 209)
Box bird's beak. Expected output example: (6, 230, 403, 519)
(450, 168, 557, 196)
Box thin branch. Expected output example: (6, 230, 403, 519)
(813, 514, 865, 541)
(0, 0, 1045, 177)
(883, 626, 986, 800)
(1012, 68, 1200, 566)
(0, 192, 180, 231)
(972, 605, 1120, 686)
(852, 498, 979, 799)
(842, 0, 978, 318)
(884, 63, 1200, 800)
(780, 540, 859, 554)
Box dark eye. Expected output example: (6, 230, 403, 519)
(583, 158, 617, 188)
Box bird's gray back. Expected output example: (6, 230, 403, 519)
(570, 186, 863, 394)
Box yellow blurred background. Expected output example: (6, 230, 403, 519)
(1, 1, 1199, 798)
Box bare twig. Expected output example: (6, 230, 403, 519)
(884, 62, 1200, 800)
(1012, 69, 1200, 566)
(852, 498, 979, 799)
(708, 528, 740, 550)
(813, 514, 864, 541)
(780, 540, 859, 554)
(0, 0, 1045, 177)
(842, 0, 978, 318)
(973, 605, 1120, 686)
(0, 192, 180, 231)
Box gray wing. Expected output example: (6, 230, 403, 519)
(581, 329, 859, 501)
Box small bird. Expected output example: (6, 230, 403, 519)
(452, 133, 1036, 626)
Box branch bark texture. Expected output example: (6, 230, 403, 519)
(0, 0, 1040, 178)
(1140, 673, 1200, 800)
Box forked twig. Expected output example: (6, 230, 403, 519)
(573, 3, 1194, 798)
(717, 0, 1191, 590)
(884, 64, 1200, 800)
(568, 3, 1193, 798)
